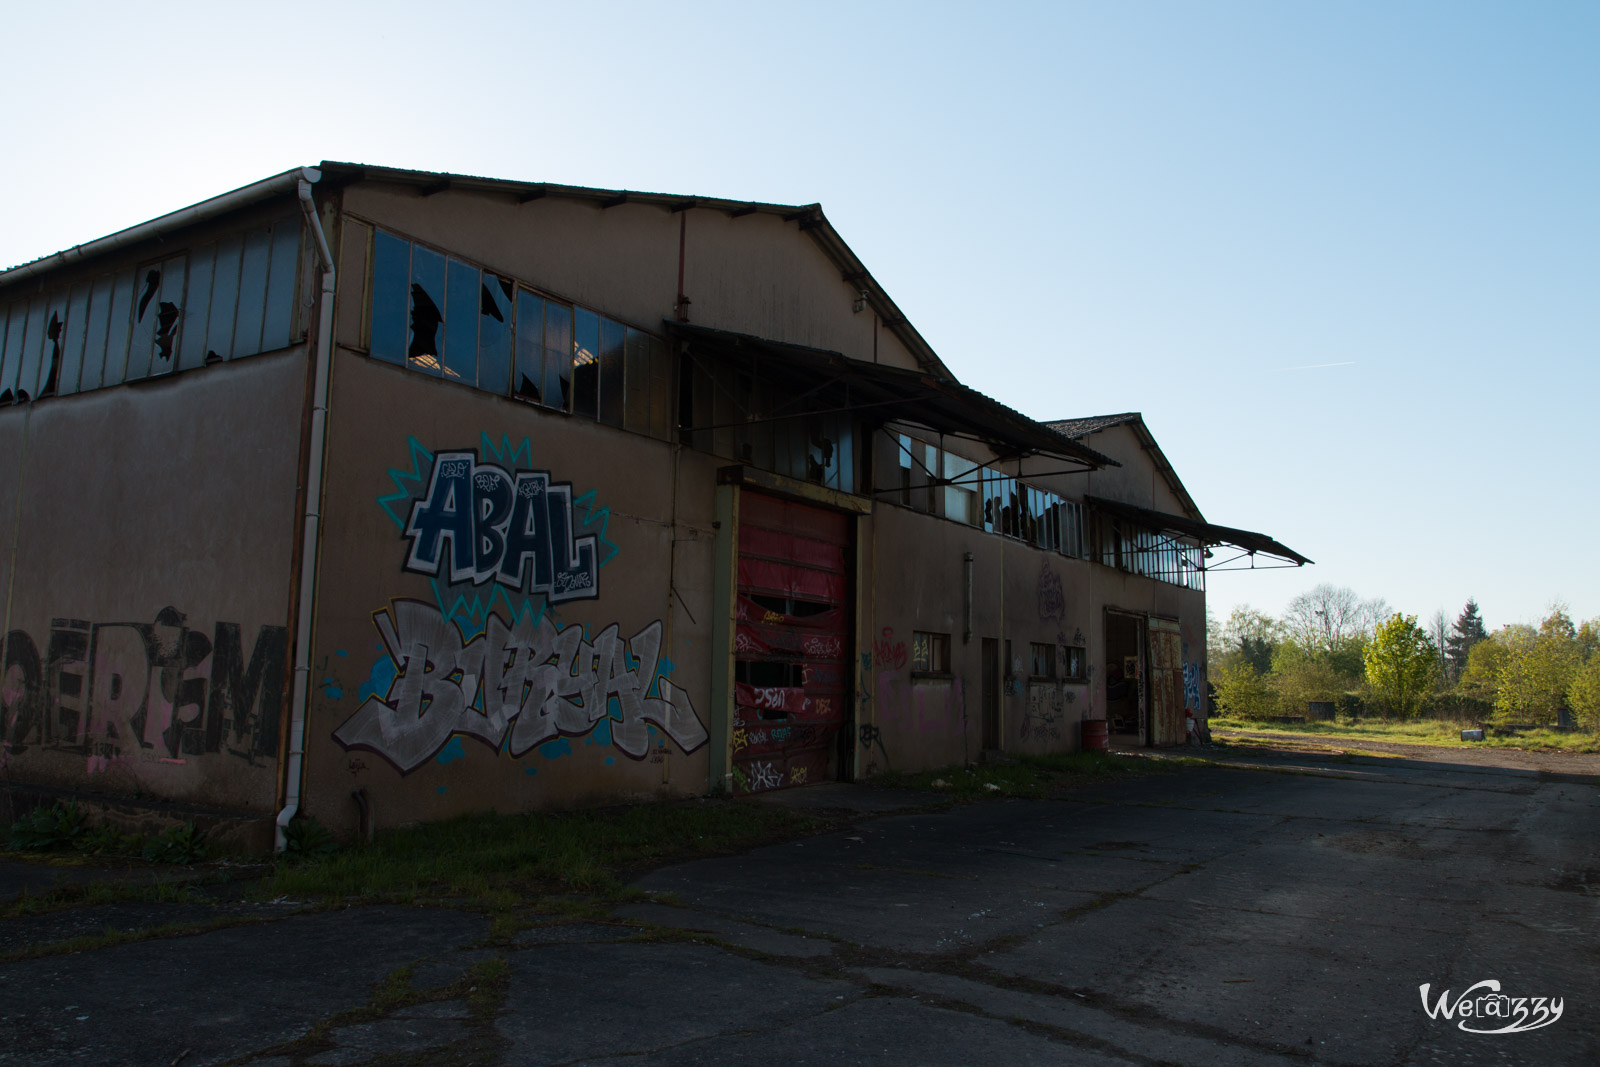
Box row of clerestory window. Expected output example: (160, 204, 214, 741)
(360, 224, 672, 440)
(894, 432, 1204, 591)
(0, 218, 302, 405)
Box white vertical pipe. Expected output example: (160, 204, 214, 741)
(276, 167, 334, 851)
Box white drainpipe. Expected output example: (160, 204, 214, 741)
(277, 167, 336, 851)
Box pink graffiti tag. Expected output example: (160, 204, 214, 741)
(873, 628, 908, 671)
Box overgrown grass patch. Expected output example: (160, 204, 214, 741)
(1210, 716, 1600, 753)
(259, 797, 827, 905)
(874, 750, 1178, 799)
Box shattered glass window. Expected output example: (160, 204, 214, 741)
(514, 290, 544, 402)
(407, 244, 446, 377)
(178, 246, 215, 373)
(78, 275, 115, 392)
(15, 295, 48, 398)
(102, 270, 135, 386)
(55, 283, 91, 395)
(543, 301, 572, 411)
(0, 302, 26, 401)
(478, 274, 513, 396)
(206, 234, 244, 364)
(444, 258, 479, 384)
(572, 307, 600, 418)
(598, 317, 625, 428)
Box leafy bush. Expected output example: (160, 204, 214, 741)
(281, 815, 339, 861)
(1212, 662, 1279, 720)
(1417, 691, 1493, 723)
(141, 821, 208, 864)
(81, 823, 143, 856)
(9, 803, 87, 852)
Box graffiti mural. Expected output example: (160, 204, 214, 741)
(378, 434, 617, 623)
(1021, 684, 1064, 742)
(333, 600, 707, 773)
(401, 447, 599, 601)
(0, 607, 286, 769)
(872, 627, 907, 671)
(1036, 559, 1065, 623)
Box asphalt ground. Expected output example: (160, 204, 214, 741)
(0, 741, 1594, 1065)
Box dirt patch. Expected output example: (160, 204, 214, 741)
(1212, 729, 1600, 780)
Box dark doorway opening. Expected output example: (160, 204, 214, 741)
(1104, 610, 1146, 745)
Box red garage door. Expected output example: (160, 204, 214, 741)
(733, 493, 851, 793)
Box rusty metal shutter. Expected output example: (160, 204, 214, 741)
(732, 493, 851, 792)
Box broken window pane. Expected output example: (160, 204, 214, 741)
(78, 276, 114, 392)
(56, 284, 92, 395)
(369, 229, 409, 365)
(407, 244, 445, 377)
(39, 295, 74, 396)
(444, 258, 479, 384)
(0, 302, 26, 401)
(598, 317, 624, 427)
(513, 289, 544, 401)
(572, 307, 599, 418)
(206, 234, 243, 363)
(478, 274, 513, 396)
(17, 294, 50, 397)
(178, 245, 214, 372)
(103, 269, 135, 385)
(260, 219, 300, 352)
(144, 255, 187, 377)
(542, 301, 572, 411)
(233, 229, 271, 356)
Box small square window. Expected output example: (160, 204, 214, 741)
(911, 631, 950, 674)
(1029, 642, 1055, 680)
(1063, 646, 1086, 681)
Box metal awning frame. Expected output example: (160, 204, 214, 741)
(1086, 495, 1312, 568)
(667, 322, 1116, 470)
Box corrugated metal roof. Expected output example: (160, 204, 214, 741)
(1046, 413, 1142, 439)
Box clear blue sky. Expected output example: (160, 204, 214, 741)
(6, 1, 1595, 634)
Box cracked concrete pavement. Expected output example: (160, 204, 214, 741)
(0, 744, 1595, 1065)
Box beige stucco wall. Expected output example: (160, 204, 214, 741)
(0, 350, 306, 812)
(303, 350, 718, 834)
(336, 182, 925, 372)
(1048, 422, 1191, 515)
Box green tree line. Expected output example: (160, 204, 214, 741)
(1208, 585, 1600, 730)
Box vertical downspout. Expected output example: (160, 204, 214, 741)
(675, 212, 690, 322)
(277, 168, 336, 851)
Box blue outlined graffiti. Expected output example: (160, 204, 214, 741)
(333, 599, 706, 774)
(377, 434, 618, 619)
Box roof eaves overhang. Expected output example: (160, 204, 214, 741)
(1, 166, 318, 291)
(668, 322, 1116, 470)
(1086, 495, 1312, 568)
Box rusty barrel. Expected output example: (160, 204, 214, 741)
(1081, 718, 1110, 753)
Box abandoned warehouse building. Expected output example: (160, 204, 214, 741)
(0, 164, 1309, 848)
